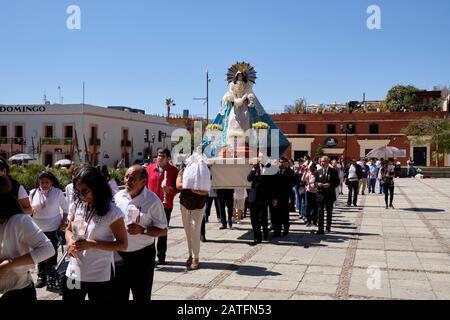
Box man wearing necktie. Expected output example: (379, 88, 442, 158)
(271, 157, 296, 237)
(314, 156, 340, 235)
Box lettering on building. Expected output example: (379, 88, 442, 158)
(0, 105, 46, 113)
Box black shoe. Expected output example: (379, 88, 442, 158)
(219, 225, 227, 230)
(228, 222, 232, 229)
(316, 230, 325, 235)
(263, 232, 269, 240)
(389, 204, 394, 209)
(353, 204, 357, 207)
(385, 205, 389, 209)
(346, 203, 351, 207)
(200, 235, 207, 242)
(273, 232, 281, 238)
(36, 278, 46, 289)
(283, 230, 289, 236)
(158, 259, 167, 265)
(326, 228, 331, 233)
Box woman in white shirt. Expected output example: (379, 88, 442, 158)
(64, 167, 127, 302)
(65, 166, 81, 208)
(0, 176, 55, 302)
(29, 171, 69, 288)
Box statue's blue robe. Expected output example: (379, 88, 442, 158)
(202, 99, 289, 158)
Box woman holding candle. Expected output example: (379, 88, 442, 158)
(63, 167, 127, 301)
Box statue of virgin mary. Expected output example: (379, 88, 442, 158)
(203, 62, 289, 158)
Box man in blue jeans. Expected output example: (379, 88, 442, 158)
(295, 163, 307, 221)
(368, 160, 378, 194)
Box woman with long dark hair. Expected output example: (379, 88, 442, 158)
(0, 176, 55, 302)
(29, 171, 68, 288)
(63, 167, 127, 301)
(381, 162, 395, 209)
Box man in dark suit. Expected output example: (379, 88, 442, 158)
(247, 159, 277, 245)
(315, 156, 340, 235)
(272, 157, 297, 237)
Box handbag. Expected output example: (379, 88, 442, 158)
(316, 192, 325, 203)
(46, 250, 69, 294)
(180, 189, 207, 210)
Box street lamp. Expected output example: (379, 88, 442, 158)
(340, 123, 353, 165)
(151, 134, 155, 157)
(161, 132, 167, 149)
(144, 132, 156, 160)
(193, 71, 212, 123)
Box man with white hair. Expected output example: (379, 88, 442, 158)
(314, 156, 340, 235)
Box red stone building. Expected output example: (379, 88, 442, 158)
(271, 111, 448, 167)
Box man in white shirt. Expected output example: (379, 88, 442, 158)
(113, 165, 168, 300)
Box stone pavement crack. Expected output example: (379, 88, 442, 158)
(335, 195, 367, 300)
(351, 265, 450, 275)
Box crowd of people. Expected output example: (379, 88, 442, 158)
(0, 151, 402, 301)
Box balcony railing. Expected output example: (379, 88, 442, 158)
(41, 137, 62, 145)
(40, 137, 75, 145)
(121, 140, 132, 147)
(89, 138, 101, 146)
(0, 137, 27, 145)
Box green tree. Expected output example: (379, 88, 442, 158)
(401, 117, 450, 167)
(386, 85, 420, 111)
(316, 144, 324, 158)
(285, 98, 307, 114)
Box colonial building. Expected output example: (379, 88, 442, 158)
(0, 104, 178, 167)
(271, 111, 449, 167)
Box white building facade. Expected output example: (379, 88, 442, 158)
(0, 104, 179, 167)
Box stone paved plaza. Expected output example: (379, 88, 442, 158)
(36, 178, 450, 300)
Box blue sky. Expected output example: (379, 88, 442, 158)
(0, 0, 449, 117)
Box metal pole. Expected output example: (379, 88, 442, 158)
(345, 130, 348, 163)
(206, 71, 209, 123)
(81, 82, 85, 163)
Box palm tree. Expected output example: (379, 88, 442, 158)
(165, 98, 175, 118)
